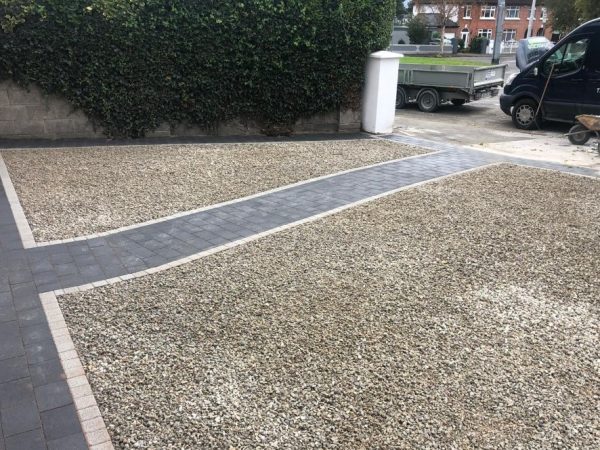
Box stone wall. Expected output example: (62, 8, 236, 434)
(0, 80, 360, 140)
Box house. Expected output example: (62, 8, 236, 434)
(412, 1, 557, 47)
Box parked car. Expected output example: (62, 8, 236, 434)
(500, 18, 600, 130)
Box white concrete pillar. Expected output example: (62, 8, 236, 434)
(361, 51, 402, 134)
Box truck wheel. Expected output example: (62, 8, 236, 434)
(512, 98, 541, 130)
(451, 99, 466, 106)
(568, 124, 592, 145)
(396, 86, 407, 109)
(417, 89, 439, 113)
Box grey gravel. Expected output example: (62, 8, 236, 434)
(60, 165, 600, 449)
(1, 139, 426, 241)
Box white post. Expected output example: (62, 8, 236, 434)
(492, 0, 505, 64)
(361, 51, 402, 134)
(527, 0, 537, 38)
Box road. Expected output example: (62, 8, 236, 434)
(393, 56, 600, 172)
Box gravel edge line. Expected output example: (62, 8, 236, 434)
(39, 291, 115, 450)
(0, 152, 35, 247)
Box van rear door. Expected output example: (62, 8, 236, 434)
(583, 32, 600, 115)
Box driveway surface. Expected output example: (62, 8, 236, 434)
(0, 134, 598, 449)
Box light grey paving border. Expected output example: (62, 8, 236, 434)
(46, 163, 503, 296)
(0, 153, 36, 247)
(39, 291, 115, 449)
(14, 150, 441, 248)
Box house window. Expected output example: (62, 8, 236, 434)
(481, 5, 496, 19)
(541, 7, 548, 21)
(478, 29, 493, 39)
(505, 6, 520, 19)
(464, 5, 472, 19)
(503, 29, 516, 42)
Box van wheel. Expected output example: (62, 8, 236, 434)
(417, 89, 440, 113)
(568, 124, 592, 145)
(451, 99, 466, 106)
(512, 98, 541, 130)
(396, 86, 407, 109)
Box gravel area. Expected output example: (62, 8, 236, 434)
(60, 165, 600, 449)
(1, 139, 426, 241)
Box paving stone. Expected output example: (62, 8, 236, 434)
(26, 339, 59, 365)
(0, 321, 24, 361)
(29, 359, 65, 388)
(47, 431, 87, 450)
(34, 381, 72, 412)
(40, 403, 81, 441)
(17, 307, 46, 328)
(20, 323, 52, 346)
(0, 356, 29, 384)
(0, 379, 34, 409)
(0, 399, 41, 437)
(4, 428, 46, 450)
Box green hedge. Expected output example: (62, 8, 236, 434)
(0, 0, 394, 137)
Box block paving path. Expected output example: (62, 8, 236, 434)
(0, 135, 597, 449)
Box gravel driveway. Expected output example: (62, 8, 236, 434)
(59, 165, 600, 449)
(1, 139, 426, 241)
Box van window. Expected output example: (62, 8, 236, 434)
(542, 38, 590, 76)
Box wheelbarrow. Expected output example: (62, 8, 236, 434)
(567, 115, 600, 151)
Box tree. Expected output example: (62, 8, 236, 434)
(576, 0, 600, 21)
(419, 0, 463, 53)
(396, 0, 407, 20)
(547, 0, 600, 33)
(407, 15, 428, 44)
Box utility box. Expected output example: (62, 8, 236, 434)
(361, 51, 402, 134)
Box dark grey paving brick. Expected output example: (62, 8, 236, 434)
(0, 356, 28, 384)
(39, 403, 80, 441)
(33, 272, 60, 289)
(47, 432, 87, 450)
(26, 339, 59, 366)
(0, 321, 24, 361)
(0, 302, 16, 324)
(49, 253, 73, 265)
(4, 428, 46, 450)
(34, 381, 72, 412)
(54, 264, 78, 277)
(29, 360, 65, 388)
(0, 379, 35, 409)
(17, 307, 46, 328)
(0, 400, 41, 437)
(20, 324, 52, 347)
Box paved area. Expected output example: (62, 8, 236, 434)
(1, 183, 87, 449)
(0, 135, 597, 449)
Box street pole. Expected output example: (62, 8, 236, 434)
(527, 0, 537, 38)
(492, 0, 505, 65)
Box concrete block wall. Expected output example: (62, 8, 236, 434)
(0, 81, 104, 139)
(0, 80, 360, 140)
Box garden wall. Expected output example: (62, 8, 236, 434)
(0, 80, 360, 139)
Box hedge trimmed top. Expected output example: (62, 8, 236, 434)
(0, 0, 394, 137)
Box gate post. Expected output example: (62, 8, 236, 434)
(361, 51, 402, 134)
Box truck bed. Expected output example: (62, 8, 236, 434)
(398, 64, 507, 93)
